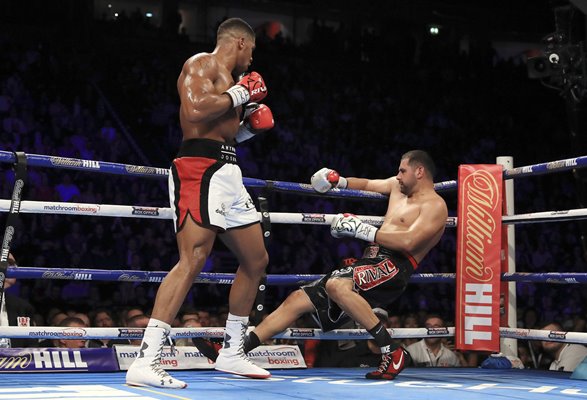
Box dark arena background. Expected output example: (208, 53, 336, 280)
(1, 0, 587, 399)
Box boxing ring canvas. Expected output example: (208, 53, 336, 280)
(0, 368, 585, 399)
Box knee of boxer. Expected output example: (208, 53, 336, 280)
(239, 250, 269, 274)
(324, 278, 352, 302)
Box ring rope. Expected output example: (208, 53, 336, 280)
(2, 200, 586, 226)
(1, 326, 585, 344)
(1, 151, 586, 197)
(5, 266, 587, 285)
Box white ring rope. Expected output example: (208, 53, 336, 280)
(1, 326, 585, 344)
(2, 199, 586, 226)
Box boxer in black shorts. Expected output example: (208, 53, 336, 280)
(238, 150, 448, 381)
(302, 245, 417, 332)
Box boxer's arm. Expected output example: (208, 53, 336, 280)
(346, 177, 395, 194)
(179, 55, 233, 123)
(376, 199, 447, 253)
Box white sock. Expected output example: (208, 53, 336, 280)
(147, 318, 171, 330)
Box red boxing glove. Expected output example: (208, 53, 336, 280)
(224, 71, 268, 107)
(235, 103, 274, 143)
(247, 104, 274, 131)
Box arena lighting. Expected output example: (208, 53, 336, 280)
(428, 24, 440, 36)
(145, 12, 153, 18)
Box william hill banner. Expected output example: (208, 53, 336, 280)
(455, 165, 503, 352)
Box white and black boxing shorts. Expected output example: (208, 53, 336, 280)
(169, 138, 259, 233)
(301, 245, 418, 331)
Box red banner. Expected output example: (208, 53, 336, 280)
(455, 165, 503, 352)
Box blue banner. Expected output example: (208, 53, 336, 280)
(0, 348, 119, 372)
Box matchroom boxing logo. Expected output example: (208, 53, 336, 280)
(455, 165, 503, 353)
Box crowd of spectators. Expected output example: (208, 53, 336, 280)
(1, 8, 586, 369)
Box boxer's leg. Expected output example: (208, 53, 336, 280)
(126, 217, 216, 388)
(215, 222, 271, 378)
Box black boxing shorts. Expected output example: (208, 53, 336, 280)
(301, 245, 417, 331)
(168, 138, 259, 233)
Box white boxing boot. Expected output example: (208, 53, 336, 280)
(214, 313, 271, 379)
(126, 319, 187, 388)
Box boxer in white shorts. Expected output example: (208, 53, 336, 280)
(169, 139, 259, 232)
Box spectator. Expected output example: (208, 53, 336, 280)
(53, 317, 87, 349)
(88, 309, 116, 348)
(54, 174, 81, 202)
(0, 253, 37, 348)
(540, 322, 587, 372)
(402, 313, 419, 347)
(405, 315, 461, 367)
(126, 314, 150, 346)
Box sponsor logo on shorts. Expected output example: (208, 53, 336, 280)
(288, 328, 315, 338)
(215, 203, 228, 216)
(353, 259, 398, 291)
(117, 329, 144, 339)
(548, 331, 567, 340)
(244, 197, 255, 210)
(131, 206, 160, 216)
(362, 244, 379, 258)
(427, 327, 449, 336)
(220, 152, 237, 163)
(302, 213, 326, 223)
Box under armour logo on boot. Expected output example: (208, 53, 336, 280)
(224, 333, 232, 349)
(138, 342, 148, 358)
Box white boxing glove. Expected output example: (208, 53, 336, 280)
(330, 213, 378, 242)
(310, 167, 348, 193)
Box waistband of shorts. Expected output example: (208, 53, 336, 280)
(176, 138, 237, 164)
(378, 246, 418, 270)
